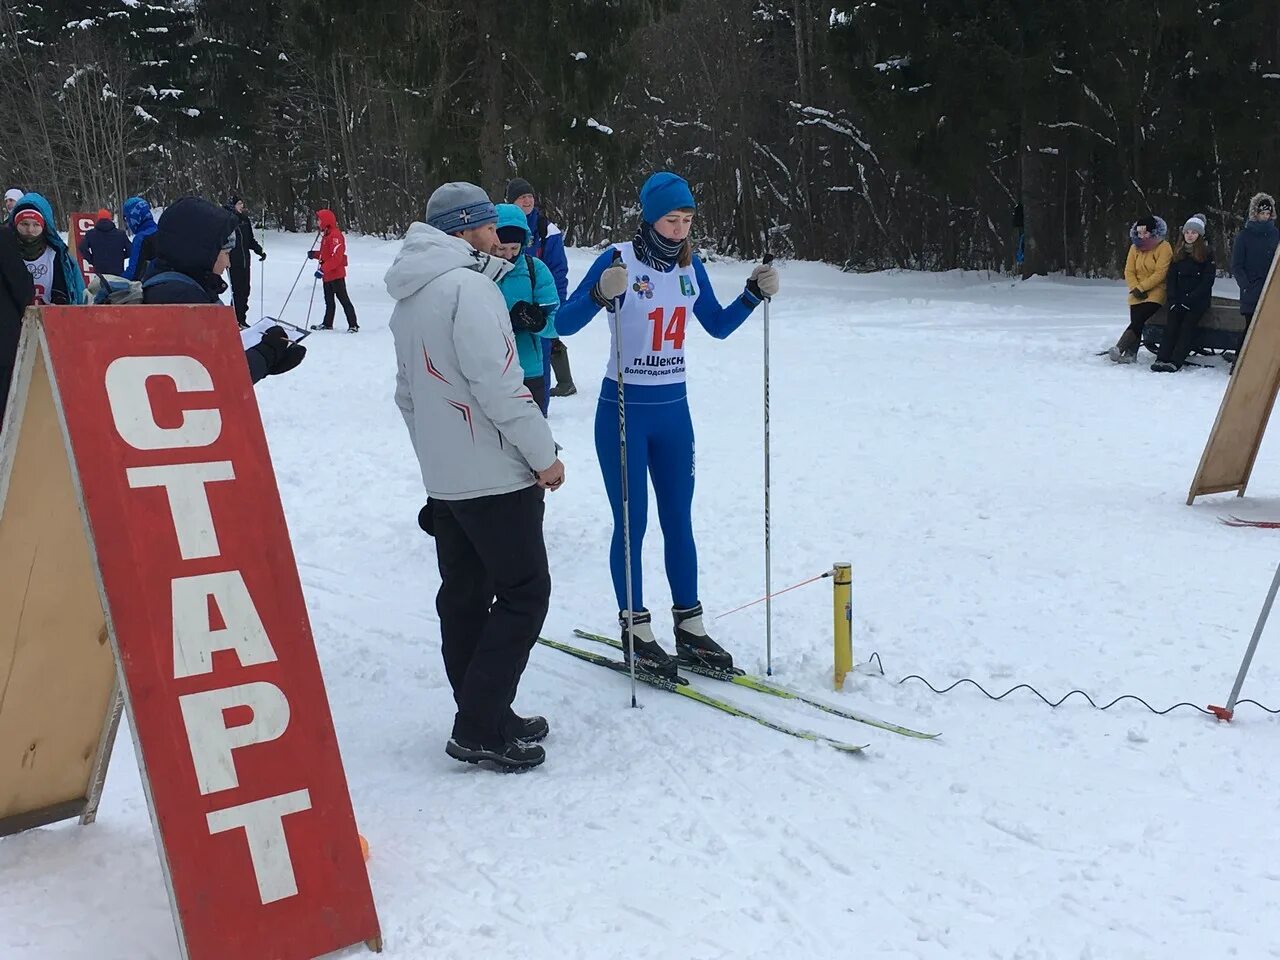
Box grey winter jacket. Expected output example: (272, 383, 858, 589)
(388, 223, 557, 501)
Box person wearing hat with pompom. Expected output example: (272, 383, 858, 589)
(1152, 213, 1215, 372)
(556, 171, 779, 678)
(387, 181, 565, 772)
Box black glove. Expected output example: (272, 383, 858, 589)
(307, 250, 319, 260)
(258, 251, 267, 262)
(314, 269, 323, 280)
(417, 499, 435, 536)
(509, 301, 547, 333)
(252, 325, 307, 376)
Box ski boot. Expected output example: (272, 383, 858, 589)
(673, 603, 734, 670)
(618, 610, 678, 680)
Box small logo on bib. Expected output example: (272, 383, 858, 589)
(632, 275, 655, 299)
(680, 276, 695, 297)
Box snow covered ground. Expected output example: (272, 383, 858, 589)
(4, 231, 1280, 959)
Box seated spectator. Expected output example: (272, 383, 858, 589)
(1152, 214, 1215, 372)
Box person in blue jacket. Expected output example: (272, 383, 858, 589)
(123, 196, 160, 281)
(556, 171, 779, 677)
(507, 177, 577, 398)
(7, 193, 85, 306)
(493, 203, 561, 414)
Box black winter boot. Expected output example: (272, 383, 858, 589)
(619, 609, 678, 679)
(673, 603, 734, 670)
(503, 710, 549, 743)
(550, 340, 577, 397)
(445, 737, 545, 770)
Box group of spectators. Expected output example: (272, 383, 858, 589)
(1107, 192, 1279, 371)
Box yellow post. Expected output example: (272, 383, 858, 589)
(833, 563, 852, 690)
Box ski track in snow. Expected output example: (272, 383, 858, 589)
(4, 234, 1280, 959)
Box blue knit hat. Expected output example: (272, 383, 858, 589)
(426, 182, 498, 234)
(640, 172, 696, 224)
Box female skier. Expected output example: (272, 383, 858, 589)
(556, 171, 779, 677)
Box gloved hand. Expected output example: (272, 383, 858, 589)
(1131, 288, 1147, 301)
(314, 269, 323, 280)
(591, 257, 629, 310)
(258, 251, 267, 262)
(509, 301, 548, 333)
(307, 250, 319, 260)
(746, 263, 779, 301)
(417, 500, 435, 537)
(253, 325, 307, 377)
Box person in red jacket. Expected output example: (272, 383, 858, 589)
(308, 208, 358, 332)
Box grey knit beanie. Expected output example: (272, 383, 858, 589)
(1182, 213, 1207, 237)
(425, 182, 497, 234)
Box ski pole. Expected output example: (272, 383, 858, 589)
(305, 274, 319, 330)
(1209, 559, 1280, 721)
(609, 252, 639, 709)
(274, 230, 321, 319)
(761, 253, 775, 676)
(259, 238, 265, 322)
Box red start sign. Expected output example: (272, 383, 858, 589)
(40, 305, 381, 959)
(70, 212, 97, 286)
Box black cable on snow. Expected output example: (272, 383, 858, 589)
(859, 653, 1280, 717)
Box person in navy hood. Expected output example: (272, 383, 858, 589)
(123, 196, 159, 281)
(1232, 192, 1279, 327)
(143, 197, 304, 384)
(78, 208, 130, 278)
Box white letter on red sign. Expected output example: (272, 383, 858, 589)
(127, 461, 236, 560)
(105, 355, 222, 451)
(206, 789, 313, 904)
(178, 681, 291, 795)
(172, 571, 277, 678)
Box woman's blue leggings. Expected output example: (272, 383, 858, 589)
(594, 384, 698, 612)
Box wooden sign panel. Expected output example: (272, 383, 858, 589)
(1188, 249, 1280, 503)
(2, 306, 381, 959)
(0, 310, 121, 837)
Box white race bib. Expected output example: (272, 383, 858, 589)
(605, 242, 699, 384)
(24, 246, 57, 305)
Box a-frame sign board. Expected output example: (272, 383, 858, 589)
(0, 305, 381, 959)
(1188, 250, 1280, 503)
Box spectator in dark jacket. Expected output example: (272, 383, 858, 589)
(1231, 192, 1279, 329)
(78, 208, 131, 278)
(224, 195, 266, 328)
(1152, 214, 1215, 372)
(506, 177, 576, 399)
(144, 197, 303, 384)
(0, 224, 36, 427)
(123, 196, 159, 281)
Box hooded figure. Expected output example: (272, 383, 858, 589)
(8, 193, 86, 307)
(142, 197, 304, 385)
(1231, 192, 1279, 320)
(78, 208, 130, 278)
(0, 224, 36, 425)
(387, 182, 561, 771)
(3, 188, 23, 224)
(494, 202, 561, 413)
(307, 208, 357, 331)
(123, 196, 160, 281)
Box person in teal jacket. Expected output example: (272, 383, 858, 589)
(493, 203, 560, 414)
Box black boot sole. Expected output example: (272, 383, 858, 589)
(445, 739, 545, 770)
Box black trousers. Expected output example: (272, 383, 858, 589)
(229, 262, 251, 325)
(1157, 305, 1206, 367)
(323, 278, 358, 328)
(524, 376, 547, 417)
(1125, 300, 1163, 337)
(433, 485, 550, 745)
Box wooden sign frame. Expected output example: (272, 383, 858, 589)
(1188, 249, 1280, 503)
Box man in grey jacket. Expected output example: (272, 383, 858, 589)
(389, 181, 565, 771)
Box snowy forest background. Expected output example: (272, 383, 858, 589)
(1, 0, 1277, 277)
